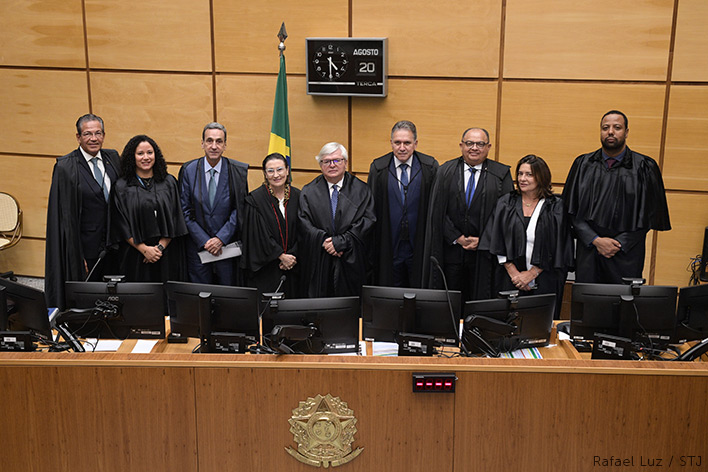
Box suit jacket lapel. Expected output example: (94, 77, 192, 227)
(456, 158, 466, 208)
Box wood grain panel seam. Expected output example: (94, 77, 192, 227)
(0, 65, 87, 72)
(493, 0, 507, 163)
(208, 0, 218, 121)
(80, 0, 91, 113)
(651, 0, 681, 285)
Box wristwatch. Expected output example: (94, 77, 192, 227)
(156, 243, 165, 252)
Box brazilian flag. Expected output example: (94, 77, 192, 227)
(268, 54, 291, 165)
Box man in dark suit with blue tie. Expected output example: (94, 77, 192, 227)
(179, 122, 248, 285)
(425, 127, 513, 301)
(368, 121, 438, 288)
(45, 114, 121, 309)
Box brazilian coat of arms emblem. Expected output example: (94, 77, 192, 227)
(286, 394, 364, 468)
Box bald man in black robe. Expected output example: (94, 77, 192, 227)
(425, 128, 513, 301)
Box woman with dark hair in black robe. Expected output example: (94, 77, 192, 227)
(480, 155, 573, 318)
(241, 153, 301, 300)
(111, 135, 187, 282)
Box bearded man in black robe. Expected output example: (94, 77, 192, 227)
(562, 110, 671, 284)
(424, 128, 513, 301)
(298, 142, 376, 297)
(367, 120, 438, 288)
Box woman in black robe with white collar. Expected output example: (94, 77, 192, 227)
(480, 154, 573, 318)
(241, 153, 301, 300)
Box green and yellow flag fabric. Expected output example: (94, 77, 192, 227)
(268, 54, 291, 165)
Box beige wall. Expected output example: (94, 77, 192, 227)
(1, 0, 706, 286)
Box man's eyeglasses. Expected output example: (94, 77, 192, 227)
(265, 167, 287, 175)
(81, 131, 104, 139)
(320, 158, 345, 166)
(462, 141, 488, 149)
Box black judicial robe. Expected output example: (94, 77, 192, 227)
(241, 184, 301, 298)
(480, 192, 573, 317)
(367, 151, 438, 287)
(424, 157, 513, 299)
(298, 173, 376, 297)
(111, 174, 188, 283)
(562, 147, 671, 279)
(45, 148, 120, 309)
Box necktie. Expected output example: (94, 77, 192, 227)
(466, 167, 477, 207)
(90, 157, 109, 202)
(399, 163, 409, 203)
(606, 158, 617, 169)
(331, 184, 339, 230)
(208, 168, 217, 208)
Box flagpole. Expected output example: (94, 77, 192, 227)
(268, 22, 292, 168)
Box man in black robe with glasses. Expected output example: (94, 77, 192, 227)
(425, 127, 513, 301)
(298, 142, 375, 297)
(45, 114, 120, 309)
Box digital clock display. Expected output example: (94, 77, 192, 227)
(306, 38, 388, 97)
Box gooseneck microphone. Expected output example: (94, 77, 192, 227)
(273, 274, 287, 294)
(85, 249, 108, 282)
(259, 274, 287, 318)
(430, 256, 471, 357)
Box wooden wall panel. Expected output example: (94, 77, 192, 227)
(0, 70, 89, 156)
(216, 75, 349, 170)
(671, 0, 708, 82)
(351, 79, 499, 173)
(352, 0, 501, 78)
(0, 156, 55, 238)
(85, 0, 212, 71)
(454, 371, 708, 471)
(653, 193, 708, 286)
(195, 367, 454, 471)
(0, 238, 45, 277)
(0, 0, 85, 67)
(91, 72, 213, 163)
(213, 0, 348, 74)
(498, 82, 666, 183)
(503, 1, 673, 80)
(663, 86, 708, 191)
(0, 365, 198, 472)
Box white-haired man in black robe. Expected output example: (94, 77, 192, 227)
(298, 142, 376, 297)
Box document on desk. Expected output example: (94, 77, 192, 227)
(132, 339, 159, 354)
(371, 342, 399, 356)
(83, 339, 123, 352)
(500, 347, 543, 359)
(198, 242, 242, 264)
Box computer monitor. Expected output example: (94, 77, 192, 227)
(262, 296, 360, 354)
(62, 280, 165, 339)
(570, 283, 678, 346)
(164, 281, 259, 341)
(675, 284, 708, 343)
(462, 293, 556, 354)
(361, 285, 461, 345)
(0, 277, 52, 340)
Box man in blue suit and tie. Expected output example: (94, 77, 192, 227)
(45, 114, 121, 309)
(368, 121, 438, 288)
(179, 122, 248, 285)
